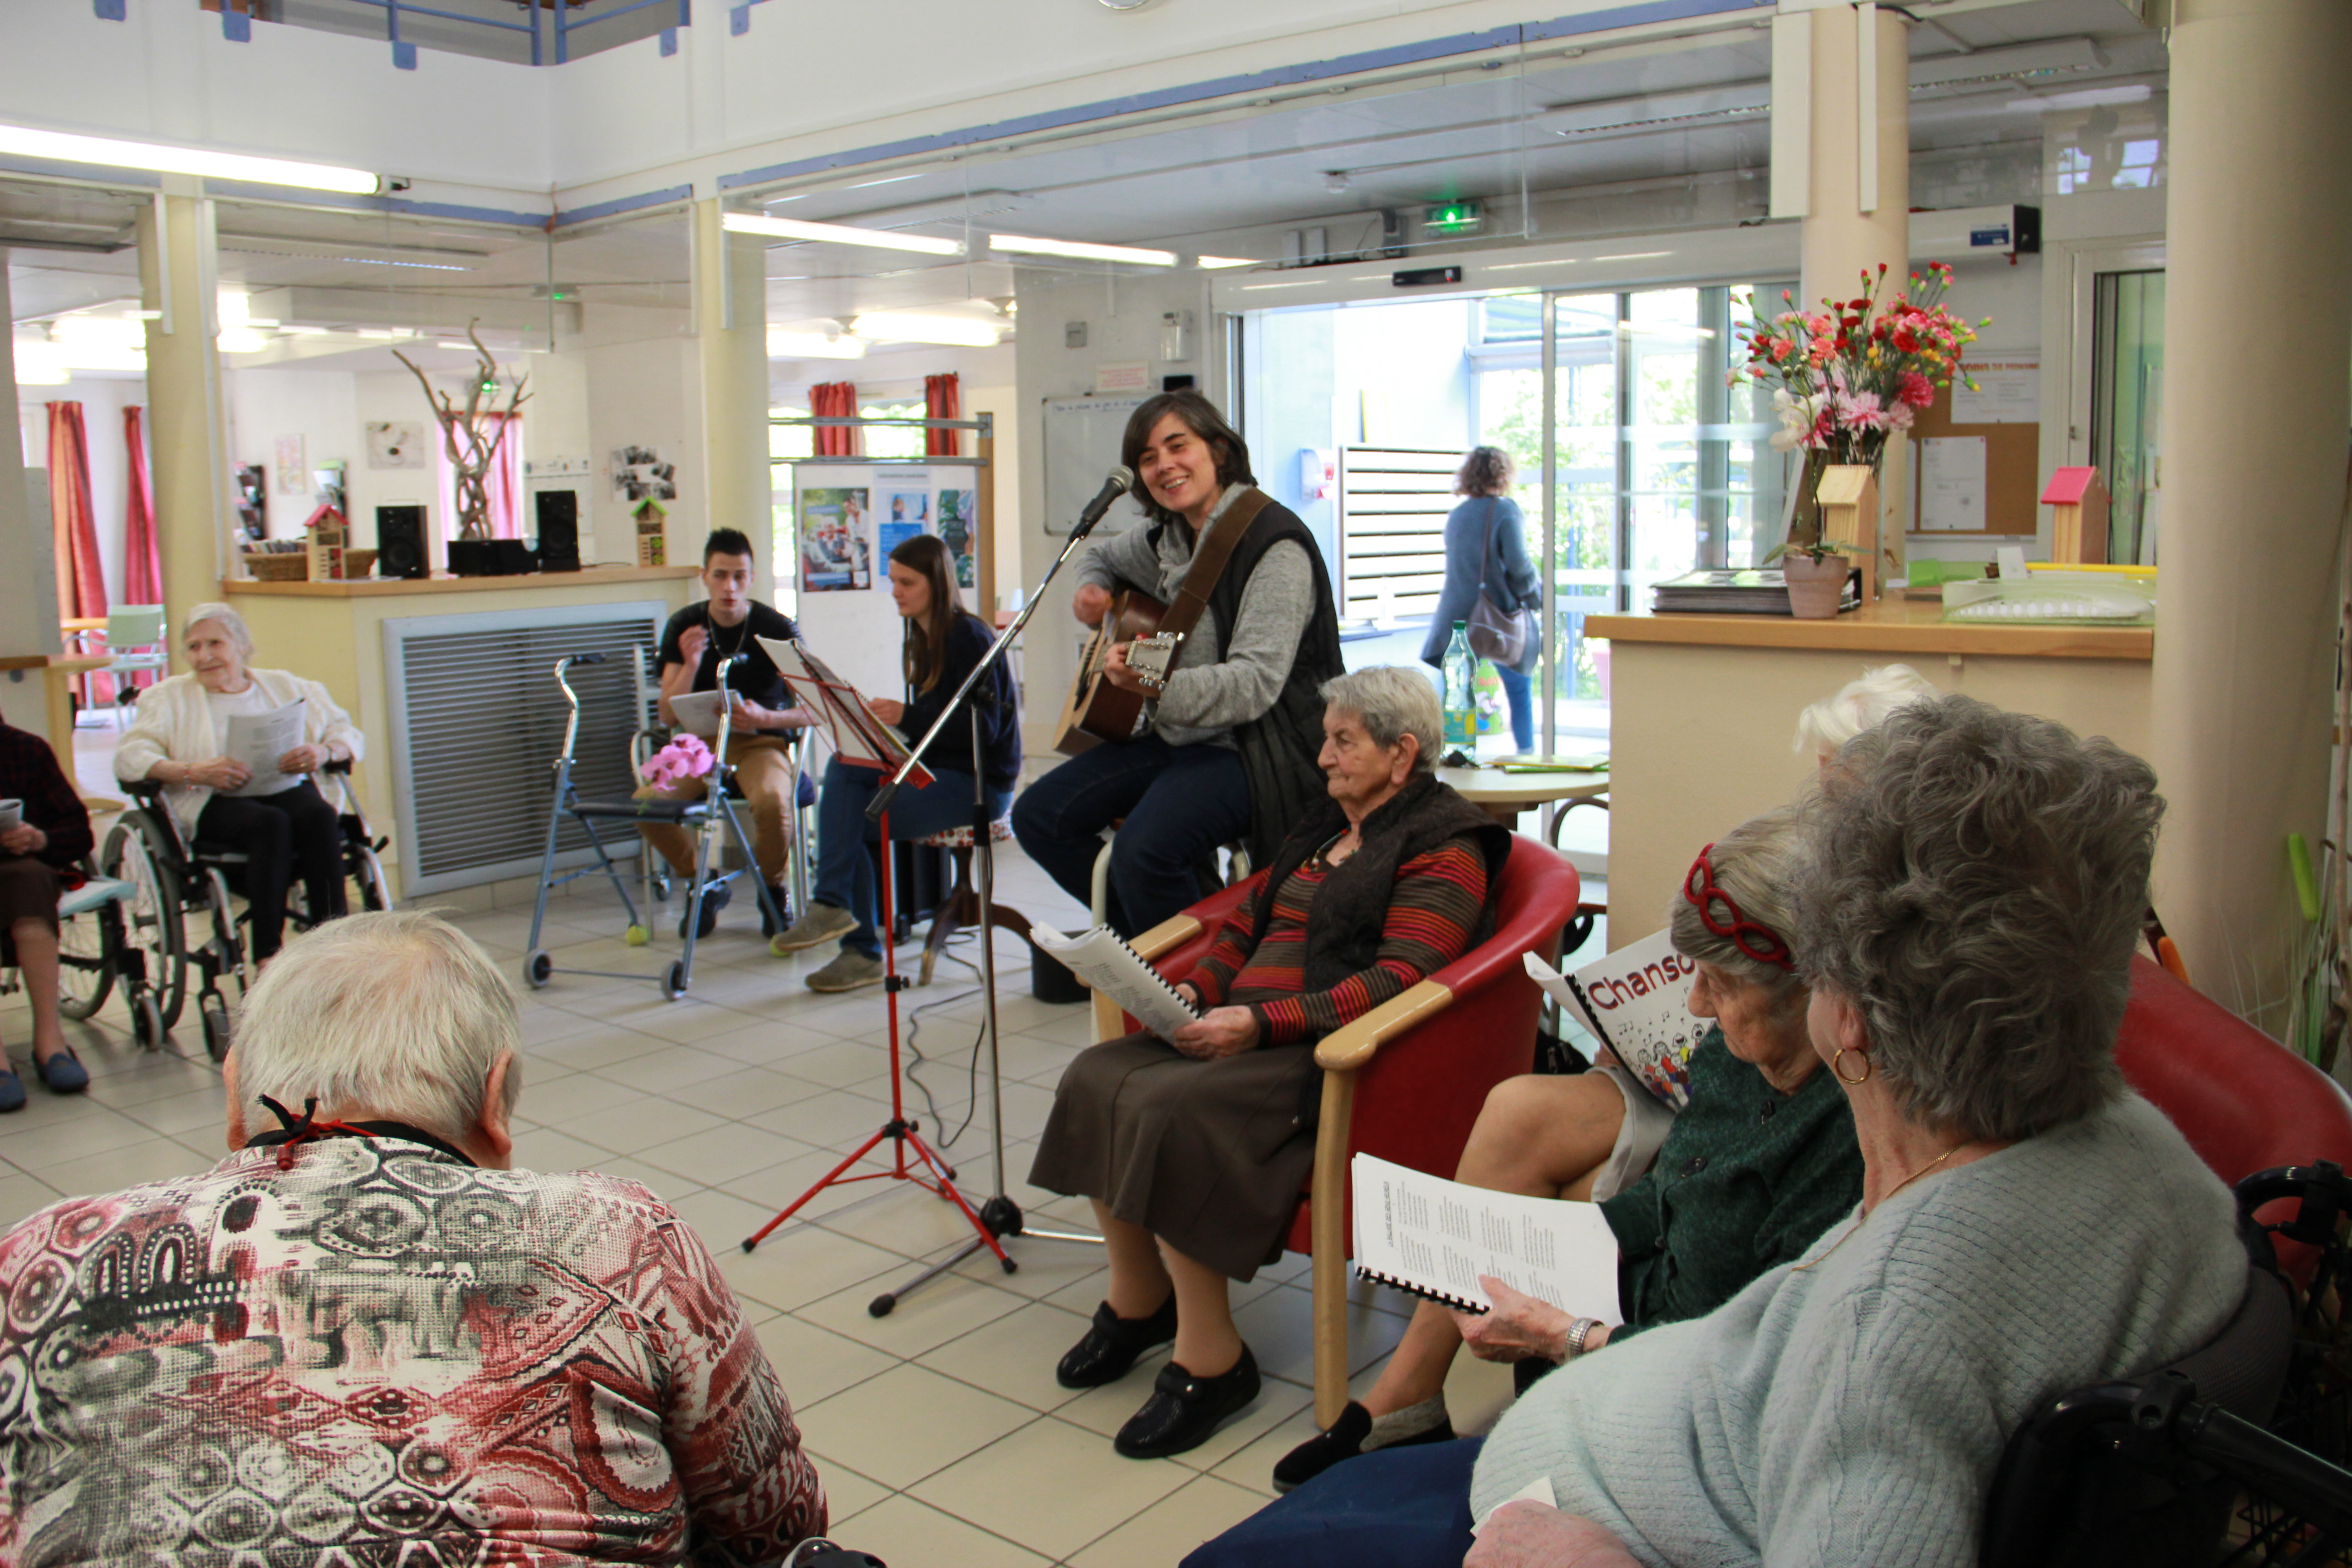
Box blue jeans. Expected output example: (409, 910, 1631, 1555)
(1493, 661, 1534, 752)
(1010, 736, 1253, 938)
(1181, 1436, 1482, 1568)
(814, 755, 1010, 958)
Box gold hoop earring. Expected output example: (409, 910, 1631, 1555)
(1833, 1047, 1872, 1086)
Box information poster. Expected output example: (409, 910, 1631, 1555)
(880, 490, 927, 561)
(1952, 361, 2039, 425)
(1917, 436, 1989, 533)
(937, 488, 977, 588)
(799, 487, 871, 592)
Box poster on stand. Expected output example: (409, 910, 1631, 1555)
(880, 490, 928, 560)
(799, 487, 872, 592)
(937, 488, 977, 588)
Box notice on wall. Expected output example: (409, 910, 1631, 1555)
(1095, 362, 1150, 395)
(1917, 436, 1989, 533)
(1951, 361, 2039, 425)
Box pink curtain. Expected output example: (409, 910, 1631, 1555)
(121, 407, 164, 610)
(810, 381, 859, 457)
(47, 403, 115, 706)
(436, 412, 524, 539)
(924, 372, 961, 457)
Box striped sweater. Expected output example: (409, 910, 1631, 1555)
(1188, 838, 1489, 1044)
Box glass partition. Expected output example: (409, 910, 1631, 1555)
(2091, 269, 2165, 566)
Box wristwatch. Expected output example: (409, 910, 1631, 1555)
(1565, 1317, 1604, 1358)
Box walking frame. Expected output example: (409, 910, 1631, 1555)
(523, 650, 783, 1001)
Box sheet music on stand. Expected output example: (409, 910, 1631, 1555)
(756, 634, 933, 787)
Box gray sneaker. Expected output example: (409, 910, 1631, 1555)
(769, 903, 859, 955)
(806, 949, 885, 993)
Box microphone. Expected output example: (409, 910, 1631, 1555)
(1071, 466, 1137, 539)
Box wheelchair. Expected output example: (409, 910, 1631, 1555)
(0, 862, 168, 1050)
(98, 757, 392, 1062)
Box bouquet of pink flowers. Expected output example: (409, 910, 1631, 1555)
(1734, 263, 1987, 557)
(639, 734, 715, 791)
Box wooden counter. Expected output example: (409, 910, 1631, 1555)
(1588, 599, 2153, 661)
(225, 565, 698, 599)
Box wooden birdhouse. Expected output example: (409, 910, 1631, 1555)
(632, 496, 668, 567)
(304, 504, 350, 581)
(1816, 465, 1881, 603)
(2042, 467, 2110, 565)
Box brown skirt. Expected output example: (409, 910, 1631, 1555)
(0, 855, 60, 967)
(1029, 1032, 1320, 1282)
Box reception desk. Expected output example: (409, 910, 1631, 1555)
(227, 567, 699, 900)
(1591, 599, 2153, 948)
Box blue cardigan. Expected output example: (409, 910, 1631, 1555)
(1419, 495, 1540, 668)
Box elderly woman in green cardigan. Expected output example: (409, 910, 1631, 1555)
(1273, 804, 1864, 1491)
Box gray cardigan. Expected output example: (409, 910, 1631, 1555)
(1420, 495, 1539, 668)
(1472, 1093, 2245, 1567)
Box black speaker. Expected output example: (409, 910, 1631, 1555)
(377, 505, 429, 579)
(535, 489, 580, 572)
(491, 539, 537, 575)
(446, 539, 492, 578)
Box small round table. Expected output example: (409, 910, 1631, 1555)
(1436, 765, 1610, 828)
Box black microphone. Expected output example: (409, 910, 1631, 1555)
(1070, 466, 1137, 539)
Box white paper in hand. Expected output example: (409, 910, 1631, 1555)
(1472, 1474, 1558, 1537)
(1029, 925, 1202, 1043)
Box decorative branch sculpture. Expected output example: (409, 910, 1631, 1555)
(392, 320, 530, 543)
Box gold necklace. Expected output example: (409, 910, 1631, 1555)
(1789, 1141, 1970, 1273)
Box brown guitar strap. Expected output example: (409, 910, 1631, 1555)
(1158, 487, 1272, 644)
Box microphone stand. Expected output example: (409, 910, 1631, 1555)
(867, 512, 1112, 1270)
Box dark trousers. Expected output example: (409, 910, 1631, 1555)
(814, 754, 1011, 958)
(196, 780, 344, 960)
(1181, 1436, 1483, 1568)
(1010, 736, 1251, 938)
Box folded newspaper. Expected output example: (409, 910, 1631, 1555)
(1029, 925, 1203, 1043)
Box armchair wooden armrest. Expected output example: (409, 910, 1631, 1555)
(1129, 911, 1203, 964)
(1313, 979, 1456, 1073)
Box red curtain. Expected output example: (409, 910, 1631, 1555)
(122, 407, 164, 609)
(810, 381, 859, 457)
(47, 402, 111, 705)
(924, 372, 961, 457)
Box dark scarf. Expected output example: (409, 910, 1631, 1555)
(1249, 773, 1510, 992)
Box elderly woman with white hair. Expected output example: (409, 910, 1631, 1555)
(0, 911, 829, 1563)
(115, 601, 365, 960)
(1031, 665, 1512, 1460)
(1791, 660, 1937, 768)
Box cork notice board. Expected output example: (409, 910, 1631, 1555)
(1909, 358, 2040, 538)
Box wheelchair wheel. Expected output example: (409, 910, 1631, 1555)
(524, 950, 552, 990)
(353, 845, 393, 913)
(129, 990, 165, 1052)
(201, 997, 232, 1064)
(102, 817, 188, 1029)
(661, 960, 688, 1000)
(56, 892, 120, 1022)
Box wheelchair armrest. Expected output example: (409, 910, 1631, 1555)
(322, 757, 353, 776)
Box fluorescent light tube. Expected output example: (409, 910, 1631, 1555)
(767, 328, 867, 360)
(990, 234, 1177, 266)
(723, 212, 964, 257)
(1197, 255, 1258, 270)
(0, 123, 377, 194)
(11, 340, 69, 385)
(216, 329, 271, 354)
(849, 311, 1004, 348)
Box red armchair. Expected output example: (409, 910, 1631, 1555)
(1114, 832, 1585, 1423)
(2114, 954, 2352, 1289)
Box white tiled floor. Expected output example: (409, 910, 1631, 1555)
(3, 728, 1518, 1566)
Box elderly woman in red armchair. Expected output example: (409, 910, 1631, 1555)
(1030, 665, 1510, 1460)
(0, 718, 94, 1109)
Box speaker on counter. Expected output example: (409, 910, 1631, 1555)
(377, 505, 429, 579)
(491, 540, 537, 575)
(534, 489, 581, 572)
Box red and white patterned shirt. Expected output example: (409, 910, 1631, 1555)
(0, 1136, 826, 1565)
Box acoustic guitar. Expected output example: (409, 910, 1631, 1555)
(1053, 586, 1186, 755)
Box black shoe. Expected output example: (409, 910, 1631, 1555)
(760, 884, 791, 938)
(1271, 1400, 1455, 1493)
(681, 879, 731, 940)
(1056, 1294, 1178, 1390)
(1113, 1345, 1260, 1460)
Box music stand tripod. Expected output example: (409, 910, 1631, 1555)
(740, 641, 1014, 1296)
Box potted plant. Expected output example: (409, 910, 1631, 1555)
(1736, 262, 1986, 616)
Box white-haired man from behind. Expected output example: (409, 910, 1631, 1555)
(0, 910, 828, 1566)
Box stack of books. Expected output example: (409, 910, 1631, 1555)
(1651, 568, 1857, 616)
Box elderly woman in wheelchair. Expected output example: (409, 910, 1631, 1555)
(114, 602, 365, 967)
(1193, 695, 2249, 1568)
(0, 718, 94, 1108)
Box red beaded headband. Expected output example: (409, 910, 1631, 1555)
(1682, 843, 1796, 972)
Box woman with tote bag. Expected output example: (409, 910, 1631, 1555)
(1421, 446, 1542, 752)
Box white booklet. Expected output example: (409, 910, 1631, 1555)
(666, 689, 730, 740)
(1029, 924, 1203, 1044)
(1525, 928, 1704, 1111)
(224, 699, 306, 798)
(1350, 1153, 1623, 1322)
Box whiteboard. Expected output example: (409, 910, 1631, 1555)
(1043, 394, 1152, 537)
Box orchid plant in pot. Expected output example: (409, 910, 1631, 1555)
(1735, 263, 1985, 614)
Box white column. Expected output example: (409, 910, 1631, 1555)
(2149, 0, 2352, 1033)
(693, 199, 772, 588)
(137, 186, 230, 651)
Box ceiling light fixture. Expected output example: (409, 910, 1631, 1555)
(11, 340, 69, 385)
(849, 311, 1005, 348)
(723, 211, 965, 257)
(1197, 255, 1257, 270)
(0, 123, 378, 194)
(990, 234, 1176, 266)
(217, 329, 271, 354)
(768, 327, 868, 360)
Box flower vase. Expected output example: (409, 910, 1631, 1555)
(1782, 552, 1851, 620)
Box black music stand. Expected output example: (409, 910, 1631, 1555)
(739, 639, 1015, 1291)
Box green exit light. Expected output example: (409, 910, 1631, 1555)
(1426, 200, 1483, 234)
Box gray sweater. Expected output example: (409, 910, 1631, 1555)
(1472, 1093, 2244, 1568)
(1075, 484, 1313, 749)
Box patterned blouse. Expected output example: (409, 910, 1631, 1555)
(1186, 838, 1490, 1044)
(0, 1135, 827, 1566)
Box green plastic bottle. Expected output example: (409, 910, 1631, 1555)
(1442, 621, 1476, 749)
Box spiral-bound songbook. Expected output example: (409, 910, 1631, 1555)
(1028, 925, 1203, 1044)
(1349, 1153, 1623, 1323)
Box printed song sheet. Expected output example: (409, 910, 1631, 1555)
(1350, 1153, 1623, 1322)
(1029, 925, 1203, 1044)
(224, 701, 306, 798)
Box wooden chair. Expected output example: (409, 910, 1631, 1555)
(1112, 832, 1584, 1423)
(913, 818, 1032, 985)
